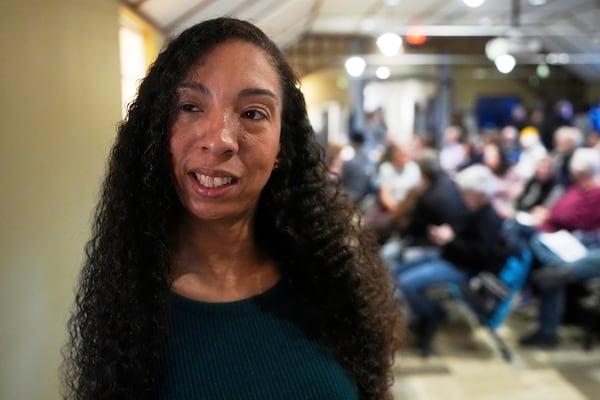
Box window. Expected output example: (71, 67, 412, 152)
(118, 7, 161, 117)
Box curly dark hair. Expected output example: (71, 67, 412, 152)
(62, 17, 402, 400)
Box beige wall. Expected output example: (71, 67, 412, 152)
(0, 1, 121, 398)
(452, 66, 537, 111)
(587, 83, 600, 104)
(301, 67, 350, 110)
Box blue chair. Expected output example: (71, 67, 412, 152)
(427, 248, 532, 361)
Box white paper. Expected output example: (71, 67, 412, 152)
(515, 211, 534, 226)
(538, 230, 588, 263)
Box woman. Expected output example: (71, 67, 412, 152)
(364, 143, 421, 244)
(62, 18, 401, 399)
(482, 137, 525, 218)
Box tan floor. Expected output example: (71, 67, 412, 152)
(390, 304, 600, 400)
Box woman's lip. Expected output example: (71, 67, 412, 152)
(188, 173, 237, 197)
(189, 168, 238, 179)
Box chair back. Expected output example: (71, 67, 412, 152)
(486, 248, 532, 329)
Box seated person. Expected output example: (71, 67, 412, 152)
(520, 147, 600, 348)
(514, 156, 564, 216)
(364, 143, 421, 244)
(393, 165, 513, 356)
(340, 131, 374, 207)
(533, 249, 600, 290)
(504, 155, 564, 242)
(482, 137, 526, 219)
(513, 127, 547, 181)
(380, 149, 467, 265)
(551, 126, 583, 188)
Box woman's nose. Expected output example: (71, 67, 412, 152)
(197, 110, 239, 156)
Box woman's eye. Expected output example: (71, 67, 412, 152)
(242, 109, 267, 120)
(178, 103, 200, 112)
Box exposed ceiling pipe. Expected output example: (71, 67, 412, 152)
(511, 0, 521, 28)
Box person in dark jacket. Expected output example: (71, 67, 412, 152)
(380, 149, 467, 267)
(394, 164, 512, 356)
(402, 149, 467, 247)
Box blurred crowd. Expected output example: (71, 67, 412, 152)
(328, 102, 600, 357)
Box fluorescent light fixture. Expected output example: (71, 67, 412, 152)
(345, 56, 366, 77)
(546, 53, 570, 64)
(376, 33, 403, 56)
(464, 0, 485, 7)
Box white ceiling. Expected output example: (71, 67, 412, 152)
(122, 0, 600, 82)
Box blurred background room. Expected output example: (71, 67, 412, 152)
(1, 0, 600, 399)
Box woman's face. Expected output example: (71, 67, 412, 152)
(534, 157, 553, 181)
(169, 40, 282, 223)
(483, 143, 501, 172)
(391, 146, 408, 168)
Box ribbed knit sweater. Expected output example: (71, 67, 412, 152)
(159, 280, 358, 400)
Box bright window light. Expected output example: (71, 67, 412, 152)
(119, 24, 147, 117)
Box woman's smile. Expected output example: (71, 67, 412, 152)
(169, 39, 282, 221)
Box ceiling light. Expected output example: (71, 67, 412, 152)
(546, 53, 570, 64)
(464, 0, 485, 7)
(495, 54, 516, 74)
(485, 37, 509, 61)
(536, 63, 550, 79)
(345, 56, 366, 77)
(528, 0, 547, 5)
(376, 33, 403, 56)
(376, 66, 391, 79)
(384, 0, 400, 5)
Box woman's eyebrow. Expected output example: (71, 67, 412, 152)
(177, 81, 210, 95)
(176, 82, 280, 108)
(238, 88, 278, 103)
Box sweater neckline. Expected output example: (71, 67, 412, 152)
(167, 279, 286, 314)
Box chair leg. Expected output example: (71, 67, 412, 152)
(583, 328, 593, 351)
(583, 313, 598, 351)
(488, 327, 512, 362)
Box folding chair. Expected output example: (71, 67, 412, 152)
(580, 277, 600, 351)
(427, 248, 532, 361)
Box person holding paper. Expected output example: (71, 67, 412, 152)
(520, 147, 600, 348)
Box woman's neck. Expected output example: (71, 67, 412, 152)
(169, 217, 280, 302)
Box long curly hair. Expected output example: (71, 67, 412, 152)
(62, 17, 402, 400)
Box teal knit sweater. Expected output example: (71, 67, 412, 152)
(159, 280, 358, 400)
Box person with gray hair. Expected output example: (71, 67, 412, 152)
(393, 164, 514, 356)
(552, 125, 584, 187)
(520, 147, 600, 348)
